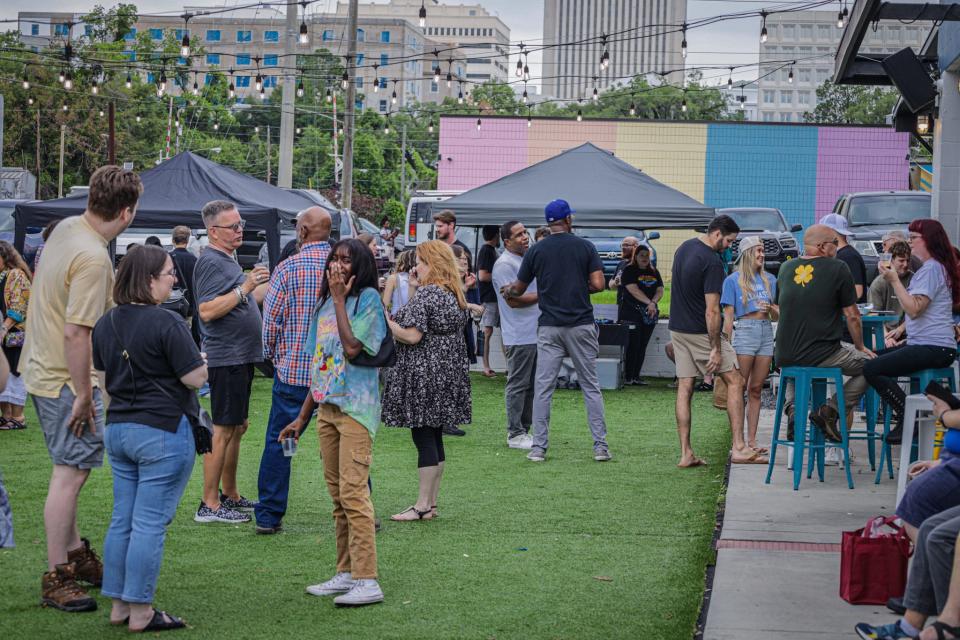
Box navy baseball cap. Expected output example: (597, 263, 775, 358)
(545, 199, 575, 223)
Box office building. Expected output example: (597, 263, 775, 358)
(541, 0, 687, 101)
(758, 10, 928, 122)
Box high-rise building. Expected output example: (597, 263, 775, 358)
(541, 0, 686, 102)
(757, 11, 928, 122)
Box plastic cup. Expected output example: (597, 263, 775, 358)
(879, 252, 892, 269)
(282, 437, 298, 457)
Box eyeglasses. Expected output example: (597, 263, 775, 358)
(212, 220, 246, 233)
(158, 269, 177, 278)
(820, 239, 840, 247)
(908, 233, 922, 241)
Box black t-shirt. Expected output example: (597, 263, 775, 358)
(476, 243, 499, 303)
(620, 264, 664, 318)
(516, 232, 603, 327)
(170, 248, 197, 308)
(669, 238, 725, 334)
(92, 304, 205, 433)
(774, 257, 858, 367)
(837, 245, 867, 303)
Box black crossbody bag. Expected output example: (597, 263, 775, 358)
(109, 313, 213, 454)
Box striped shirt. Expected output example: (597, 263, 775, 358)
(262, 241, 330, 387)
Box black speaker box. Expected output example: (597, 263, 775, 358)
(882, 47, 936, 113)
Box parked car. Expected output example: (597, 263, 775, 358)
(831, 191, 932, 281)
(573, 228, 660, 279)
(717, 208, 801, 275)
(355, 214, 395, 274)
(403, 190, 463, 247)
(0, 200, 44, 265)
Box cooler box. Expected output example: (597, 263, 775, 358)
(561, 357, 623, 390)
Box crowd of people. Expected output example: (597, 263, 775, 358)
(2, 162, 960, 638)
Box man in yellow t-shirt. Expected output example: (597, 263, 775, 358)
(22, 165, 141, 613)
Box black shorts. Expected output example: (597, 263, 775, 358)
(208, 364, 256, 426)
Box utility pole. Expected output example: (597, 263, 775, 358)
(108, 101, 116, 165)
(277, 0, 298, 188)
(58, 124, 66, 198)
(266, 124, 272, 184)
(332, 94, 339, 192)
(35, 109, 41, 198)
(0, 94, 4, 169)
(165, 96, 174, 159)
(400, 123, 407, 202)
(341, 0, 359, 210)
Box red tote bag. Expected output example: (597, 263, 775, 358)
(840, 516, 913, 605)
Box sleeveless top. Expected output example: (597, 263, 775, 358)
(391, 272, 412, 312)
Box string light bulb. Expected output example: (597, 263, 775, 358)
(326, 88, 333, 103)
(788, 66, 794, 83)
(229, 82, 235, 99)
(419, 1, 427, 28)
(457, 89, 463, 105)
(629, 102, 636, 116)
(428, 119, 434, 133)
(576, 109, 582, 122)
(837, 10, 845, 28)
(739, 93, 745, 110)
(516, 59, 523, 77)
(760, 11, 768, 43)
(297, 80, 304, 98)
(27, 97, 34, 106)
(255, 74, 263, 92)
(522, 89, 528, 104)
(446, 71, 453, 88)
(254, 126, 260, 133)
(681, 98, 687, 113)
(600, 36, 610, 70)
(433, 66, 441, 84)
(22, 73, 29, 90)
(523, 62, 530, 81)
(136, 113, 142, 123)
(681, 25, 687, 59)
(159, 71, 167, 92)
(91, 79, 98, 95)
(180, 32, 190, 57)
(527, 114, 532, 128)
(373, 65, 380, 92)
(728, 68, 733, 88)
(99, 108, 104, 117)
(125, 72, 132, 89)
(58, 69, 65, 84)
(476, 118, 481, 131)
(62, 103, 68, 112)
(64, 71, 73, 90)
(213, 121, 219, 130)
(192, 79, 199, 96)
(299, 20, 309, 44)
(341, 70, 349, 90)
(384, 118, 390, 134)
(296, 127, 301, 134)
(592, 86, 599, 102)
(391, 85, 398, 105)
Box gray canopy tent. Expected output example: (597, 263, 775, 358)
(431, 142, 715, 229)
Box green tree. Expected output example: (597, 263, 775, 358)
(804, 79, 898, 125)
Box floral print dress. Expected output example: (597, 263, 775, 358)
(382, 285, 472, 430)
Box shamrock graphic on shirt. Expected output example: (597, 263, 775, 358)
(794, 264, 814, 287)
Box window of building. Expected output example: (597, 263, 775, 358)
(323, 29, 334, 41)
(886, 27, 901, 45)
(178, 56, 189, 66)
(356, 76, 363, 88)
(817, 24, 831, 41)
(206, 29, 220, 42)
(237, 54, 251, 65)
(356, 53, 364, 65)
(798, 91, 811, 105)
(123, 50, 136, 60)
(147, 72, 155, 83)
(469, 9, 476, 15)
(817, 67, 830, 82)
(31, 24, 39, 36)
(430, 81, 439, 93)
(175, 29, 188, 41)
(237, 30, 252, 42)
(380, 30, 390, 43)
(379, 99, 387, 112)
(379, 77, 387, 89)
(264, 30, 279, 42)
(84, 25, 93, 37)
(782, 24, 796, 40)
(800, 24, 813, 40)
(205, 74, 215, 85)
(149, 28, 163, 40)
(207, 53, 221, 65)
(356, 99, 363, 111)
(264, 76, 277, 88)
(780, 90, 793, 104)
(236, 76, 250, 87)
(762, 111, 775, 122)
(124, 27, 137, 40)
(357, 28, 365, 42)
(780, 112, 793, 122)
(797, 68, 810, 83)
(763, 90, 775, 104)
(264, 55, 278, 66)
(380, 53, 389, 66)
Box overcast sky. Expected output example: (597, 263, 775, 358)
(2, 0, 763, 88)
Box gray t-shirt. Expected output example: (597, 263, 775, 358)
(194, 248, 263, 367)
(906, 259, 956, 349)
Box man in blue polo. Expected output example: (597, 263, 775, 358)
(502, 199, 611, 463)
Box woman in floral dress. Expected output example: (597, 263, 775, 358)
(383, 240, 472, 521)
(0, 241, 31, 430)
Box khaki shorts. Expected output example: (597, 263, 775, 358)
(670, 331, 738, 379)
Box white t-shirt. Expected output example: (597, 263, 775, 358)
(493, 250, 540, 346)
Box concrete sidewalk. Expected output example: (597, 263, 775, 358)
(702, 409, 903, 640)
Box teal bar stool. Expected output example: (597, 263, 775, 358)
(875, 366, 957, 483)
(851, 315, 889, 472)
(766, 367, 854, 490)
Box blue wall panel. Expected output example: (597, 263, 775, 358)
(704, 124, 819, 230)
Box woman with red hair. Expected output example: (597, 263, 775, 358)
(865, 218, 960, 444)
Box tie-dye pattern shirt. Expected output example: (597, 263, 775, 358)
(307, 287, 387, 436)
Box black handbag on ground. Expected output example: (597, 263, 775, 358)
(109, 314, 213, 454)
(347, 289, 397, 368)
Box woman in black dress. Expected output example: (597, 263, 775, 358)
(383, 240, 472, 521)
(618, 245, 664, 386)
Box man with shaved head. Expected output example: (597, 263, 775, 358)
(775, 223, 875, 446)
(255, 206, 332, 534)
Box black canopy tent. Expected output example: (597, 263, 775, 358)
(13, 152, 317, 269)
(431, 142, 716, 229)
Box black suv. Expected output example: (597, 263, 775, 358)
(717, 208, 801, 275)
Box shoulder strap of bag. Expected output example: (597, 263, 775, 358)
(109, 311, 190, 410)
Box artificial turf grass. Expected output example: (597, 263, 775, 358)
(0, 374, 730, 640)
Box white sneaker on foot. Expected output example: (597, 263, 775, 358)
(824, 447, 841, 466)
(508, 434, 533, 449)
(306, 572, 355, 597)
(333, 579, 384, 606)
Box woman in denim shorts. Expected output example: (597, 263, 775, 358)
(721, 236, 778, 455)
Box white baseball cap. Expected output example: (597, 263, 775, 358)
(819, 213, 852, 237)
(734, 236, 762, 262)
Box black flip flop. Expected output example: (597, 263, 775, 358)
(3, 419, 25, 431)
(132, 609, 185, 633)
(927, 621, 960, 640)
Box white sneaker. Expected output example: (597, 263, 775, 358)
(824, 447, 841, 466)
(333, 579, 384, 606)
(306, 572, 355, 597)
(508, 434, 533, 450)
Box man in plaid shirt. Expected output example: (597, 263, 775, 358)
(254, 207, 332, 534)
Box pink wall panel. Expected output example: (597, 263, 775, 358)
(526, 119, 618, 165)
(437, 118, 528, 190)
(815, 128, 911, 221)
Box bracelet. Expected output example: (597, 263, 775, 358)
(234, 287, 245, 304)
(938, 409, 949, 424)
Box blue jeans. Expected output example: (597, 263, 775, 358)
(255, 379, 310, 528)
(102, 417, 194, 604)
